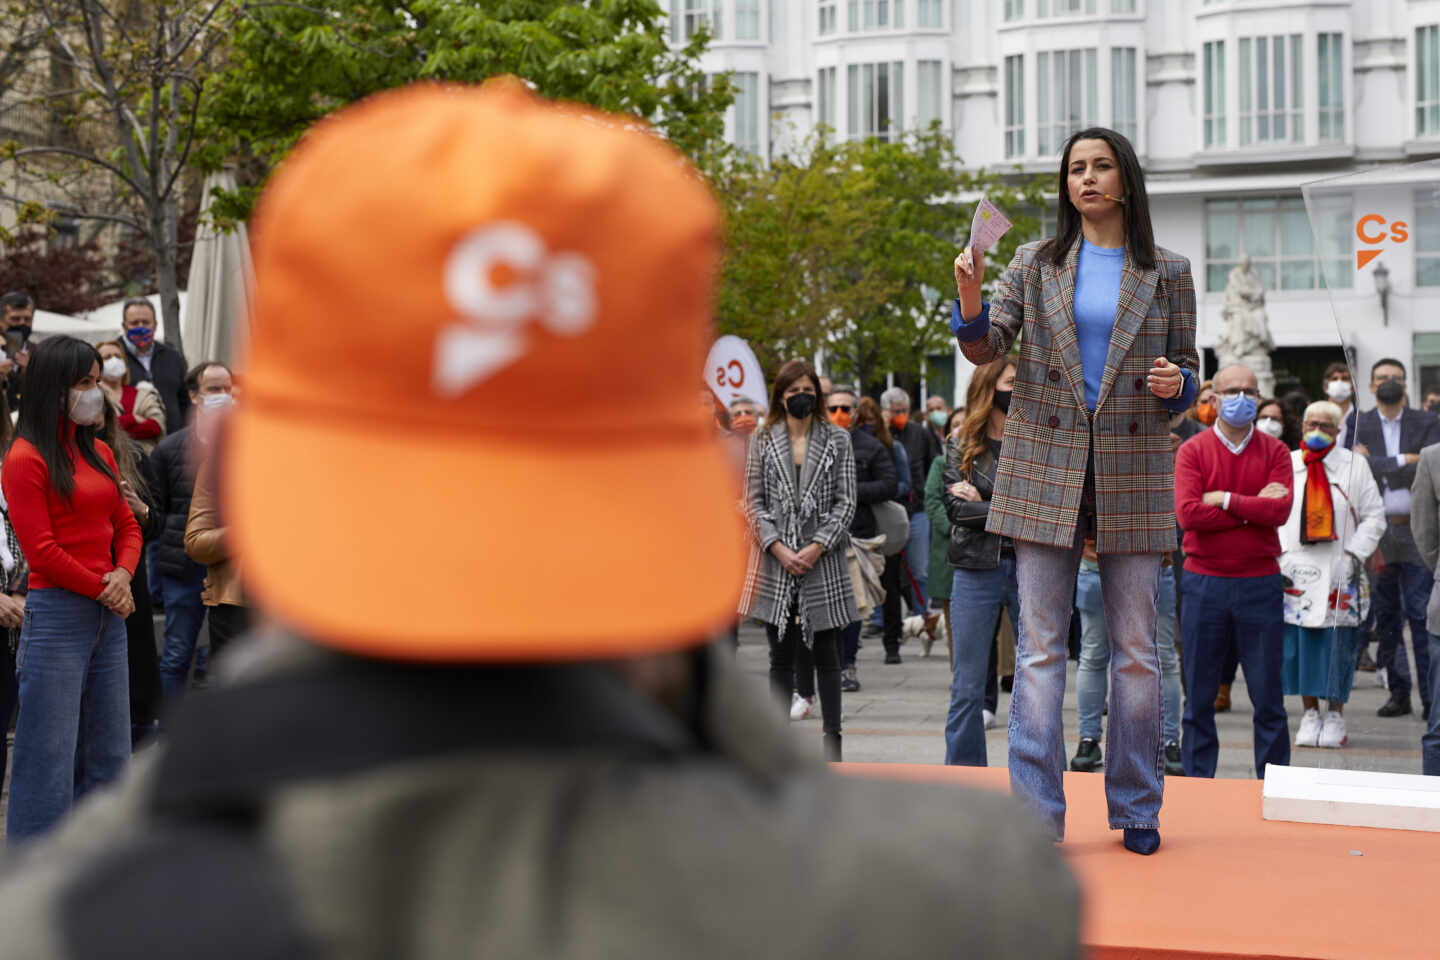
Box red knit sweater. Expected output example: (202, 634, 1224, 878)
(1, 434, 143, 598)
(1175, 427, 1294, 578)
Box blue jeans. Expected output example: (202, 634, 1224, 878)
(158, 564, 208, 701)
(7, 588, 130, 843)
(1076, 567, 1182, 745)
(1180, 571, 1289, 779)
(1373, 560, 1434, 705)
(1010, 541, 1163, 839)
(946, 557, 1019, 766)
(904, 511, 930, 613)
(1424, 630, 1440, 775)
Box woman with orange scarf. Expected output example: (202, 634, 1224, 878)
(1278, 400, 1386, 751)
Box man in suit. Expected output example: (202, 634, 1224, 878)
(1354, 357, 1440, 720)
(1408, 445, 1440, 774)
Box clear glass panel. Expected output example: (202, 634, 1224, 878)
(1280, 260, 1314, 289)
(1281, 202, 1313, 255)
(1419, 258, 1440, 287)
(1416, 189, 1440, 252)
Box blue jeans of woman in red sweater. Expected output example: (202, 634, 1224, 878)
(7, 588, 130, 842)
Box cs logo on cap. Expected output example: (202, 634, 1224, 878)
(436, 222, 596, 395)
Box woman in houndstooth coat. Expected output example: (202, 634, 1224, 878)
(951, 128, 1199, 856)
(738, 360, 858, 760)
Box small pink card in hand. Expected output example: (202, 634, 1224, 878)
(967, 197, 1013, 255)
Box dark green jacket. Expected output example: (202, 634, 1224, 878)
(0, 636, 1081, 960)
(925, 446, 952, 600)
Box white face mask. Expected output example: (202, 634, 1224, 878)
(201, 392, 234, 410)
(1325, 379, 1352, 403)
(1256, 417, 1284, 439)
(68, 387, 105, 426)
(101, 356, 127, 380)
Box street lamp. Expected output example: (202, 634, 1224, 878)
(1374, 260, 1392, 326)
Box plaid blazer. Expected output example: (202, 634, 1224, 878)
(738, 419, 859, 633)
(959, 238, 1199, 554)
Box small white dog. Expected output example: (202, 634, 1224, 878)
(901, 612, 943, 655)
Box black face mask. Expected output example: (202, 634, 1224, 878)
(993, 389, 1012, 414)
(1429, 402, 1440, 416)
(1376, 381, 1406, 406)
(784, 393, 816, 420)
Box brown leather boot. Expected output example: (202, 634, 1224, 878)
(1214, 683, 1232, 713)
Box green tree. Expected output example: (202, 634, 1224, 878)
(197, 0, 734, 223)
(715, 126, 1047, 390)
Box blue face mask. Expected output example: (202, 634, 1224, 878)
(1218, 391, 1257, 427)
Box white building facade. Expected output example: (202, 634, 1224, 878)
(677, 0, 1440, 407)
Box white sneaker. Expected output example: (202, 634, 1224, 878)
(789, 693, 814, 721)
(1294, 708, 1322, 747)
(1318, 710, 1348, 748)
(983, 709, 997, 730)
(1376, 666, 1389, 689)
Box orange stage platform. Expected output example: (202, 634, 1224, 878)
(840, 764, 1440, 960)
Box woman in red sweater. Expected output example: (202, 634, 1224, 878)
(1, 336, 142, 842)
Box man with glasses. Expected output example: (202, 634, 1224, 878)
(1174, 364, 1294, 778)
(1353, 358, 1440, 721)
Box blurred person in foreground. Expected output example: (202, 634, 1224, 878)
(0, 81, 1081, 958)
(1279, 401, 1384, 751)
(1, 336, 140, 842)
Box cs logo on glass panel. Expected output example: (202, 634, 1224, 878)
(1355, 215, 1408, 270)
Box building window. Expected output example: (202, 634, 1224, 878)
(818, 66, 837, 131)
(671, 0, 718, 41)
(1005, 54, 1025, 157)
(1205, 196, 1352, 293)
(736, 0, 760, 39)
(1418, 25, 1440, 136)
(1417, 188, 1440, 286)
(1111, 47, 1137, 142)
(819, 0, 837, 34)
(918, 0, 942, 28)
(1037, 48, 1097, 157)
(734, 72, 761, 155)
(848, 0, 900, 30)
(1238, 34, 1302, 146)
(1110, 0, 1136, 11)
(848, 61, 903, 141)
(1204, 40, 1225, 148)
(917, 60, 944, 129)
(1004, 0, 1023, 19)
(1317, 33, 1344, 142)
(1038, 0, 1097, 15)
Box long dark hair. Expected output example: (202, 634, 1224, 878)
(1039, 127, 1156, 271)
(17, 336, 121, 502)
(762, 359, 829, 430)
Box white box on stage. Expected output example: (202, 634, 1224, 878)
(1262, 764, 1440, 832)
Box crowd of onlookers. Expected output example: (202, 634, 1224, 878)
(723, 351, 1440, 778)
(0, 289, 247, 841)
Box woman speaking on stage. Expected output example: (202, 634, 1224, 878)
(949, 127, 1198, 855)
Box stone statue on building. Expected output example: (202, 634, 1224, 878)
(1215, 256, 1276, 398)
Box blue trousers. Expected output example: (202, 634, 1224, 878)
(903, 511, 930, 613)
(157, 564, 208, 702)
(1373, 560, 1434, 706)
(1180, 571, 1289, 779)
(945, 558, 1019, 766)
(7, 588, 130, 843)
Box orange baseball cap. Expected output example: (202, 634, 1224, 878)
(227, 79, 745, 661)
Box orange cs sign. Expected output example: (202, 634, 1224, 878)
(1355, 214, 1408, 269)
